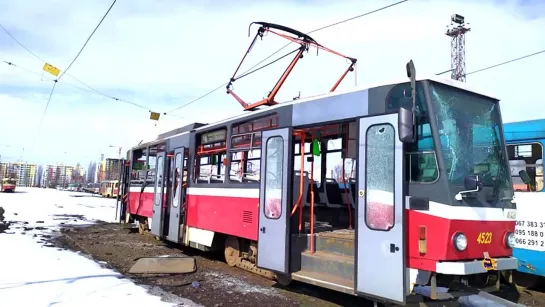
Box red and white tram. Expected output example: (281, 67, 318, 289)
(118, 23, 517, 305)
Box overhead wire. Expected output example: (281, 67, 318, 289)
(57, 0, 117, 81)
(165, 0, 410, 115)
(0, 2, 151, 112)
(436, 49, 545, 77)
(1, 58, 185, 121)
(28, 0, 118, 155)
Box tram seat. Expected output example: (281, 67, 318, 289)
(324, 178, 344, 209)
(349, 178, 356, 209)
(293, 171, 309, 207)
(196, 176, 209, 184)
(230, 172, 259, 183)
(305, 182, 327, 207)
(196, 174, 224, 184)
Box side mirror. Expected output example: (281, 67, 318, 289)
(464, 175, 481, 191)
(455, 174, 481, 201)
(398, 105, 415, 143)
(519, 170, 531, 185)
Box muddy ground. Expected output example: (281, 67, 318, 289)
(50, 222, 373, 307)
(47, 222, 545, 307)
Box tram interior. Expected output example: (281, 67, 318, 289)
(288, 120, 360, 289)
(507, 142, 544, 191)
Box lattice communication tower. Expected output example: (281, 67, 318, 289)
(446, 14, 470, 82)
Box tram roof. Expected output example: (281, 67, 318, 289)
(134, 75, 498, 149)
(504, 118, 545, 142)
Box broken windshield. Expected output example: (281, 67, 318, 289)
(428, 82, 513, 202)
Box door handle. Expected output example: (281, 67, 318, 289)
(390, 243, 399, 253)
(260, 227, 266, 233)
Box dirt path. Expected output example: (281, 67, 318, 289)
(48, 222, 545, 307)
(49, 222, 372, 307)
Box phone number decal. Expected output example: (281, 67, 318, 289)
(514, 220, 545, 251)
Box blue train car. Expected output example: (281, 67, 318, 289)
(504, 119, 545, 285)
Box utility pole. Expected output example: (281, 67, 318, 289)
(446, 14, 470, 82)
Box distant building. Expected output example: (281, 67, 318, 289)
(41, 164, 79, 188)
(0, 162, 37, 187)
(98, 158, 122, 182)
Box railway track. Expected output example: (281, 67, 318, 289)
(142, 226, 526, 307)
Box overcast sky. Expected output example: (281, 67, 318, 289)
(0, 0, 544, 166)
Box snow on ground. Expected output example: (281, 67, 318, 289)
(0, 187, 199, 307)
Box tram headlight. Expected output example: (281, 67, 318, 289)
(453, 232, 467, 251)
(505, 232, 515, 249)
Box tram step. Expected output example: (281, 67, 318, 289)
(315, 233, 354, 257)
(300, 250, 354, 283)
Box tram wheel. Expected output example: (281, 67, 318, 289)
(137, 217, 148, 235)
(513, 271, 540, 289)
(138, 223, 146, 235)
(224, 236, 241, 267)
(275, 273, 292, 286)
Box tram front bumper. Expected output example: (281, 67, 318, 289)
(435, 257, 517, 275)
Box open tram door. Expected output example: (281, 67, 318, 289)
(256, 128, 291, 274)
(356, 113, 406, 304)
(151, 150, 167, 237)
(355, 60, 416, 304)
(166, 147, 188, 243)
(118, 159, 131, 223)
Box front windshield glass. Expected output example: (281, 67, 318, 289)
(428, 82, 513, 201)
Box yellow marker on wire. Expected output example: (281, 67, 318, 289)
(42, 63, 60, 77)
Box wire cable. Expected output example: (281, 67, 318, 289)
(0, 2, 150, 112)
(57, 0, 117, 81)
(436, 49, 545, 77)
(166, 0, 409, 115)
(466, 49, 545, 76)
(29, 81, 58, 153)
(1, 58, 152, 111)
(29, 0, 117, 154)
(0, 24, 47, 62)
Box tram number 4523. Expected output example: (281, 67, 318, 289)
(477, 232, 492, 244)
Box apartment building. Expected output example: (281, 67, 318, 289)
(98, 158, 121, 182)
(0, 162, 37, 187)
(42, 164, 78, 188)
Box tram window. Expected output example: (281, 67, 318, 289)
(147, 146, 158, 185)
(155, 156, 164, 200)
(264, 136, 284, 219)
(229, 130, 262, 183)
(294, 141, 320, 187)
(194, 129, 227, 184)
(131, 149, 147, 183)
(407, 123, 439, 183)
(507, 142, 544, 192)
(195, 152, 227, 183)
(172, 153, 182, 207)
(230, 150, 261, 183)
(365, 124, 395, 231)
(385, 82, 438, 183)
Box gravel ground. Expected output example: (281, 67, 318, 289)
(49, 222, 374, 307)
(47, 222, 545, 307)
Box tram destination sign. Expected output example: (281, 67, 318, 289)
(201, 129, 226, 144)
